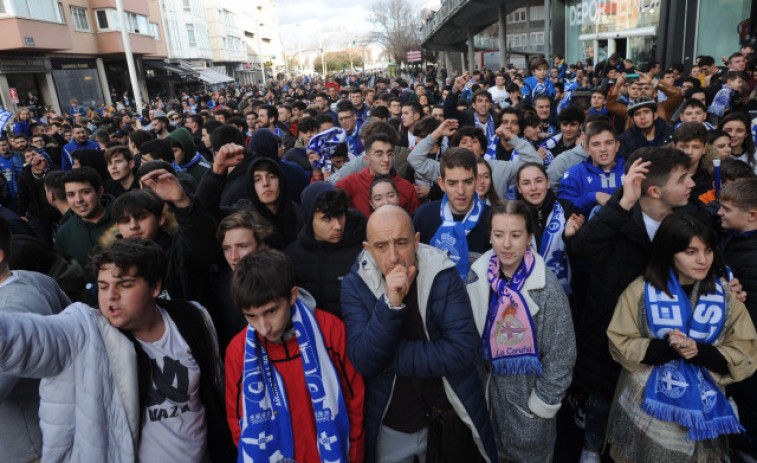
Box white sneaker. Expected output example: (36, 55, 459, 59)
(579, 449, 601, 463)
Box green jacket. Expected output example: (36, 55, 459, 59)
(54, 196, 114, 281)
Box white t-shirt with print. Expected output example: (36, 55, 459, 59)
(137, 308, 207, 463)
(488, 86, 510, 108)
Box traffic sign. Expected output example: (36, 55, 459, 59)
(8, 88, 18, 104)
(407, 50, 422, 63)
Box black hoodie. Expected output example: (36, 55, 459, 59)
(284, 182, 366, 318)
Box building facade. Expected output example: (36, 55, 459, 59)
(0, 0, 166, 113)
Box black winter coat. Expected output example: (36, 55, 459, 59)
(284, 209, 366, 318)
(617, 116, 675, 159)
(569, 190, 653, 398)
(723, 231, 757, 322)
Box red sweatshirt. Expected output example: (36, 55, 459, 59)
(225, 310, 365, 463)
(336, 166, 420, 217)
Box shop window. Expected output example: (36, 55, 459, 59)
(70, 6, 89, 32)
(187, 23, 196, 47)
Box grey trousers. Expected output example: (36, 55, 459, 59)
(376, 425, 429, 463)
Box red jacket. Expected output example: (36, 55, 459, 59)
(225, 310, 365, 463)
(336, 167, 420, 217)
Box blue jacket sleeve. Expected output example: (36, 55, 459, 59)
(388, 269, 479, 379)
(340, 271, 409, 378)
(557, 171, 596, 214)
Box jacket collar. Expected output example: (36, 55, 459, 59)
(356, 243, 455, 324)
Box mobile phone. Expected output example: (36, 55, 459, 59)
(625, 74, 640, 82)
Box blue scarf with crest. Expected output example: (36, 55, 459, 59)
(642, 272, 743, 440)
(431, 193, 485, 279)
(239, 300, 350, 462)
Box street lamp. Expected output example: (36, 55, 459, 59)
(256, 6, 266, 87)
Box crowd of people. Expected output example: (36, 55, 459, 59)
(1, 44, 757, 463)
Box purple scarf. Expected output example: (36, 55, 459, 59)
(481, 248, 542, 375)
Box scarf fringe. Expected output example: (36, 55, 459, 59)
(490, 356, 543, 376)
(642, 399, 707, 430)
(687, 417, 745, 441)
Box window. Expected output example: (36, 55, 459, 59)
(70, 6, 89, 31)
(56, 2, 63, 21)
(10, 0, 58, 21)
(530, 32, 544, 46)
(96, 9, 108, 29)
(186, 23, 196, 47)
(150, 22, 160, 41)
(182, 0, 190, 12)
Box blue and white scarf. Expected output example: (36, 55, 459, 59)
(506, 150, 520, 200)
(708, 86, 734, 118)
(532, 200, 571, 294)
(642, 272, 743, 441)
(539, 133, 561, 167)
(618, 94, 631, 106)
(307, 127, 346, 172)
(484, 136, 499, 161)
(431, 193, 485, 279)
(556, 82, 577, 115)
(174, 152, 206, 173)
(239, 300, 350, 463)
(675, 121, 714, 130)
(345, 122, 363, 157)
(475, 114, 496, 159)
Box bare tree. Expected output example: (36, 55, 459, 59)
(368, 0, 422, 66)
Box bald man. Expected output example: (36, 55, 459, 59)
(340, 206, 497, 463)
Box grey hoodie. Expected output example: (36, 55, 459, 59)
(408, 134, 544, 198)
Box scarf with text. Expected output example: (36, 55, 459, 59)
(431, 193, 485, 279)
(481, 248, 542, 375)
(642, 273, 742, 440)
(239, 300, 350, 462)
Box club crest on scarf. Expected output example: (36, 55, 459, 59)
(642, 272, 744, 440)
(307, 127, 347, 172)
(481, 247, 542, 376)
(239, 300, 350, 463)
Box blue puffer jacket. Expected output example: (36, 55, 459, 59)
(340, 244, 498, 463)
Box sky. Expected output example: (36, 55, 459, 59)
(275, 0, 439, 53)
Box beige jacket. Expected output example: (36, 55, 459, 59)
(607, 277, 757, 386)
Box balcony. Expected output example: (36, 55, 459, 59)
(96, 31, 157, 55)
(474, 36, 544, 54)
(88, 0, 150, 16)
(0, 17, 72, 51)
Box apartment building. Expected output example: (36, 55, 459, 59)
(0, 0, 167, 113)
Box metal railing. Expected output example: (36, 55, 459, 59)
(421, 0, 469, 41)
(473, 36, 544, 53)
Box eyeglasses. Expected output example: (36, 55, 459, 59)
(338, 115, 354, 122)
(171, 117, 181, 121)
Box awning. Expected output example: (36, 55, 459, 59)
(195, 67, 234, 84)
(143, 60, 197, 78)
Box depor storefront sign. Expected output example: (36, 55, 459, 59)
(569, 0, 661, 27)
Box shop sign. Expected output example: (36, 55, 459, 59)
(569, 0, 661, 27)
(0, 57, 52, 72)
(51, 58, 97, 71)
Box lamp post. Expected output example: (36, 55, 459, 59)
(115, 0, 142, 110)
(255, 5, 266, 86)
